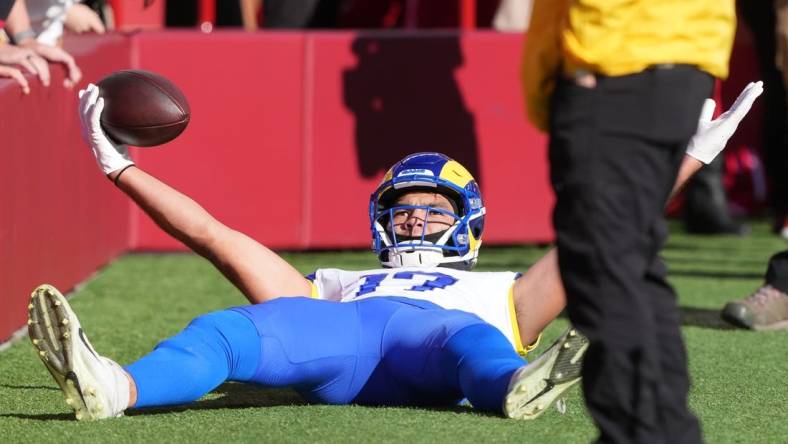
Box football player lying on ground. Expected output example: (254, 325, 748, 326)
(28, 81, 761, 421)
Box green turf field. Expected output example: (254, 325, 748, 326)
(1, 222, 786, 443)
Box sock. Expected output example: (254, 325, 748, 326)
(103, 357, 131, 414)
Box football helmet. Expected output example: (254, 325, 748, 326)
(369, 152, 485, 269)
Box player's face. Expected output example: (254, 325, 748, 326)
(390, 192, 455, 237)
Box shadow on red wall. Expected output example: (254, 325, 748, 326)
(343, 34, 482, 184)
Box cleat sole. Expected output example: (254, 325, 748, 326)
(503, 328, 589, 420)
(28, 284, 118, 421)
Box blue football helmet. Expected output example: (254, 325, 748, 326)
(369, 152, 486, 269)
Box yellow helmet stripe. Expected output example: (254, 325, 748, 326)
(439, 160, 474, 186)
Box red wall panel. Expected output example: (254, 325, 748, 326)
(456, 33, 552, 243)
(131, 31, 307, 250)
(0, 35, 131, 341)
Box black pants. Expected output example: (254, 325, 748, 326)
(549, 66, 713, 444)
(765, 250, 788, 292)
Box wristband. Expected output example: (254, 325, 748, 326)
(11, 29, 36, 44)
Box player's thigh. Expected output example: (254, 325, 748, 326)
(356, 306, 489, 405)
(230, 297, 394, 403)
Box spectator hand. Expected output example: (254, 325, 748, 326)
(0, 44, 50, 87)
(65, 4, 106, 34)
(78, 83, 134, 175)
(20, 41, 82, 88)
(686, 81, 764, 164)
(0, 64, 30, 94)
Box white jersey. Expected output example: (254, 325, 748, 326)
(309, 267, 525, 353)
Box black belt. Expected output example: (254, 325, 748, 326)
(566, 64, 698, 88)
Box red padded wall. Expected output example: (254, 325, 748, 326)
(0, 35, 131, 341)
(130, 31, 308, 250)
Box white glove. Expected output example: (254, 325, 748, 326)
(686, 81, 764, 164)
(78, 83, 134, 175)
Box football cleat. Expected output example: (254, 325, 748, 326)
(28, 284, 129, 420)
(503, 327, 588, 420)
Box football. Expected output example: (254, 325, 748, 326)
(96, 70, 190, 147)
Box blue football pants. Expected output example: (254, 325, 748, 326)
(125, 297, 526, 412)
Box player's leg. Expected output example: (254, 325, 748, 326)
(28, 285, 133, 420)
(124, 310, 262, 408)
(29, 289, 387, 418)
(29, 284, 266, 418)
(233, 296, 527, 407)
(131, 296, 406, 407)
(351, 303, 526, 410)
(358, 300, 587, 419)
(228, 297, 398, 405)
(434, 319, 589, 419)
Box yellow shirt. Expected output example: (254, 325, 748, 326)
(522, 0, 736, 131)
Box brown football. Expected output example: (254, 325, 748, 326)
(97, 70, 190, 147)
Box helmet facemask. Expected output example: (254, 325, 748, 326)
(371, 187, 484, 270)
(373, 202, 464, 268)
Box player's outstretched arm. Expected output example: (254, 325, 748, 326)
(512, 249, 565, 347)
(78, 84, 311, 303)
(109, 167, 311, 302)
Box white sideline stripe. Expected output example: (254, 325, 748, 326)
(0, 326, 28, 353)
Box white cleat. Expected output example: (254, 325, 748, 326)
(503, 327, 588, 420)
(28, 284, 129, 420)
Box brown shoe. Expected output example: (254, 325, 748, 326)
(721, 285, 788, 331)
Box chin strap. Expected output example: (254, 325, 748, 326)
(388, 247, 445, 267)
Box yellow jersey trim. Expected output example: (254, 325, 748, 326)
(309, 282, 319, 298)
(508, 285, 527, 356)
(509, 283, 541, 357)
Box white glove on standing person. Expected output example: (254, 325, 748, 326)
(78, 83, 134, 175)
(686, 81, 764, 164)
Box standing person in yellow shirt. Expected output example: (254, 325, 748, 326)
(522, 1, 736, 443)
